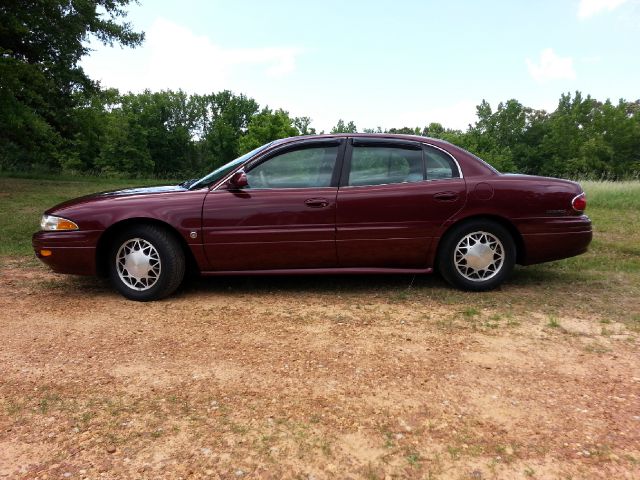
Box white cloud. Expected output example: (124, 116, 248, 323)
(81, 18, 301, 93)
(526, 48, 576, 83)
(578, 0, 629, 18)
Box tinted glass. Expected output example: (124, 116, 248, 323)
(246, 146, 338, 189)
(425, 146, 459, 179)
(348, 146, 423, 186)
(189, 143, 272, 189)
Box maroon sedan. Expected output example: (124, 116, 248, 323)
(33, 134, 592, 301)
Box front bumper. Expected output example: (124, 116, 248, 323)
(32, 230, 102, 275)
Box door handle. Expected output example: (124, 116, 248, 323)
(434, 191, 459, 202)
(305, 198, 329, 208)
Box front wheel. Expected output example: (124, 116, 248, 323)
(109, 225, 185, 301)
(437, 220, 516, 291)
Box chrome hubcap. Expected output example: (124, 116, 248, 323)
(454, 231, 504, 282)
(116, 238, 161, 291)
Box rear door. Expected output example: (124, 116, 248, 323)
(336, 138, 466, 268)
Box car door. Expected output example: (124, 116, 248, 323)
(336, 138, 466, 268)
(201, 139, 345, 271)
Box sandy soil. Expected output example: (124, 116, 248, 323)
(1, 262, 639, 479)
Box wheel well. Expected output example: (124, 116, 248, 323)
(436, 215, 525, 265)
(95, 218, 200, 278)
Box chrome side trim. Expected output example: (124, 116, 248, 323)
(340, 178, 462, 189)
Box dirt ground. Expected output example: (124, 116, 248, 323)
(1, 261, 639, 479)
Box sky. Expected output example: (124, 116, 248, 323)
(81, 0, 640, 132)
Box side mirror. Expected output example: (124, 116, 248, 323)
(228, 169, 248, 189)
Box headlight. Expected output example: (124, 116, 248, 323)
(40, 215, 79, 231)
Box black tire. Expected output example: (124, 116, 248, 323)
(108, 224, 185, 301)
(437, 219, 516, 291)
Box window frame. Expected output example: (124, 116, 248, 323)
(423, 144, 463, 181)
(246, 138, 345, 190)
(213, 138, 346, 191)
(340, 138, 427, 188)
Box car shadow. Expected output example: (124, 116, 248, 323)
(180, 264, 577, 297)
(182, 272, 448, 296)
(36, 264, 579, 300)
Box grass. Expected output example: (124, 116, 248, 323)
(546, 315, 561, 329)
(406, 451, 421, 466)
(1, 175, 639, 329)
(461, 307, 480, 318)
(0, 174, 177, 257)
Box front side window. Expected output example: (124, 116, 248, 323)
(348, 146, 423, 186)
(425, 146, 459, 179)
(246, 145, 338, 189)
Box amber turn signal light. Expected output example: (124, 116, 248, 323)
(56, 219, 77, 230)
(40, 249, 52, 257)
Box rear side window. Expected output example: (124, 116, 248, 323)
(348, 146, 423, 186)
(425, 146, 460, 180)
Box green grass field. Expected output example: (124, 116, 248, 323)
(0, 175, 175, 257)
(1, 175, 639, 326)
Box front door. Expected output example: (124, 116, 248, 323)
(336, 139, 467, 268)
(201, 139, 344, 271)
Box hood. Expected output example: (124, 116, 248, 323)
(99, 185, 186, 197)
(46, 184, 187, 214)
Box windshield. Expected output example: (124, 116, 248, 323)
(188, 143, 273, 190)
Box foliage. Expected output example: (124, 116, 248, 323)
(239, 108, 299, 153)
(1, 3, 639, 179)
(331, 119, 358, 134)
(0, 0, 144, 171)
(199, 91, 259, 171)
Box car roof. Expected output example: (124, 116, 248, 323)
(266, 133, 498, 178)
(271, 133, 447, 146)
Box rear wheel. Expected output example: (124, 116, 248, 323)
(437, 219, 516, 291)
(109, 224, 185, 301)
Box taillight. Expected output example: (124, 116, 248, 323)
(572, 192, 587, 212)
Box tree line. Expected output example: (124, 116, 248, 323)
(2, 1, 639, 179)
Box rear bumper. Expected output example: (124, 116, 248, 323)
(32, 230, 101, 275)
(519, 215, 592, 265)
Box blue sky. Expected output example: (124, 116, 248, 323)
(82, 0, 640, 132)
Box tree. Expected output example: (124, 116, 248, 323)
(422, 123, 446, 138)
(331, 119, 357, 133)
(239, 108, 299, 153)
(294, 116, 316, 135)
(60, 87, 120, 172)
(95, 108, 154, 176)
(0, 0, 144, 170)
(387, 127, 421, 135)
(118, 90, 198, 175)
(201, 91, 259, 168)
